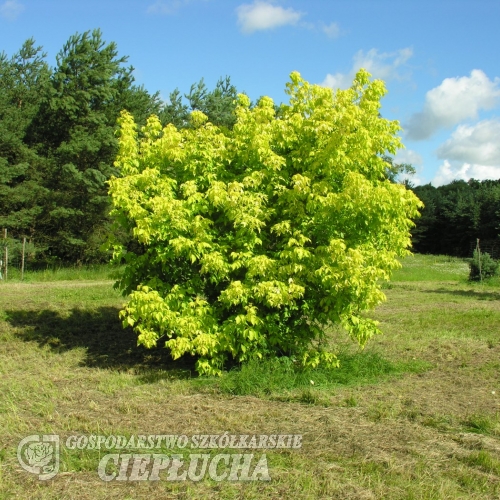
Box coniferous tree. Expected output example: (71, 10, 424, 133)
(1, 32, 244, 264)
(411, 179, 500, 256)
(28, 29, 160, 262)
(0, 39, 50, 248)
(160, 76, 239, 130)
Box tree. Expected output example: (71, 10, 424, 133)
(469, 249, 499, 281)
(0, 39, 50, 247)
(108, 70, 422, 376)
(410, 183, 441, 253)
(27, 29, 161, 262)
(186, 76, 238, 129)
(159, 76, 239, 130)
(158, 89, 190, 129)
(382, 155, 416, 186)
(411, 179, 500, 256)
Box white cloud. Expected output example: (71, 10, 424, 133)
(321, 47, 413, 90)
(394, 149, 423, 167)
(0, 0, 24, 20)
(432, 118, 500, 186)
(436, 119, 500, 166)
(432, 160, 500, 186)
(322, 22, 340, 39)
(236, 1, 303, 34)
(406, 70, 500, 140)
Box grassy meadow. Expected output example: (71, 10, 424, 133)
(0, 254, 499, 499)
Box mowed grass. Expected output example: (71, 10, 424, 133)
(0, 254, 499, 499)
(390, 254, 471, 282)
(4, 263, 123, 282)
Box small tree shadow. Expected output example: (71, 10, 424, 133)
(426, 288, 500, 301)
(6, 306, 198, 375)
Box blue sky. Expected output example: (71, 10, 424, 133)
(1, 0, 499, 186)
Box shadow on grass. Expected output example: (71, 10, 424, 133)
(426, 287, 500, 301)
(5, 308, 431, 395)
(5, 306, 198, 375)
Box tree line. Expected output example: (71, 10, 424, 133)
(411, 179, 500, 258)
(1, 29, 499, 268)
(0, 29, 238, 266)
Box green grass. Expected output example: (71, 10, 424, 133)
(462, 450, 500, 475)
(461, 414, 500, 437)
(1, 263, 123, 282)
(391, 254, 471, 282)
(391, 253, 500, 286)
(1, 253, 500, 499)
(214, 352, 429, 398)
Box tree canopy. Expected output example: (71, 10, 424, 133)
(109, 70, 422, 375)
(0, 39, 50, 243)
(411, 179, 500, 256)
(0, 31, 239, 265)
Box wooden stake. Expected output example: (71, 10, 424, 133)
(21, 237, 26, 281)
(3, 228, 7, 281)
(476, 238, 482, 282)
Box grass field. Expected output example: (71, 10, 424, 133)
(1, 254, 499, 499)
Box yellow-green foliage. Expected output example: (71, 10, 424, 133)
(108, 70, 422, 375)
